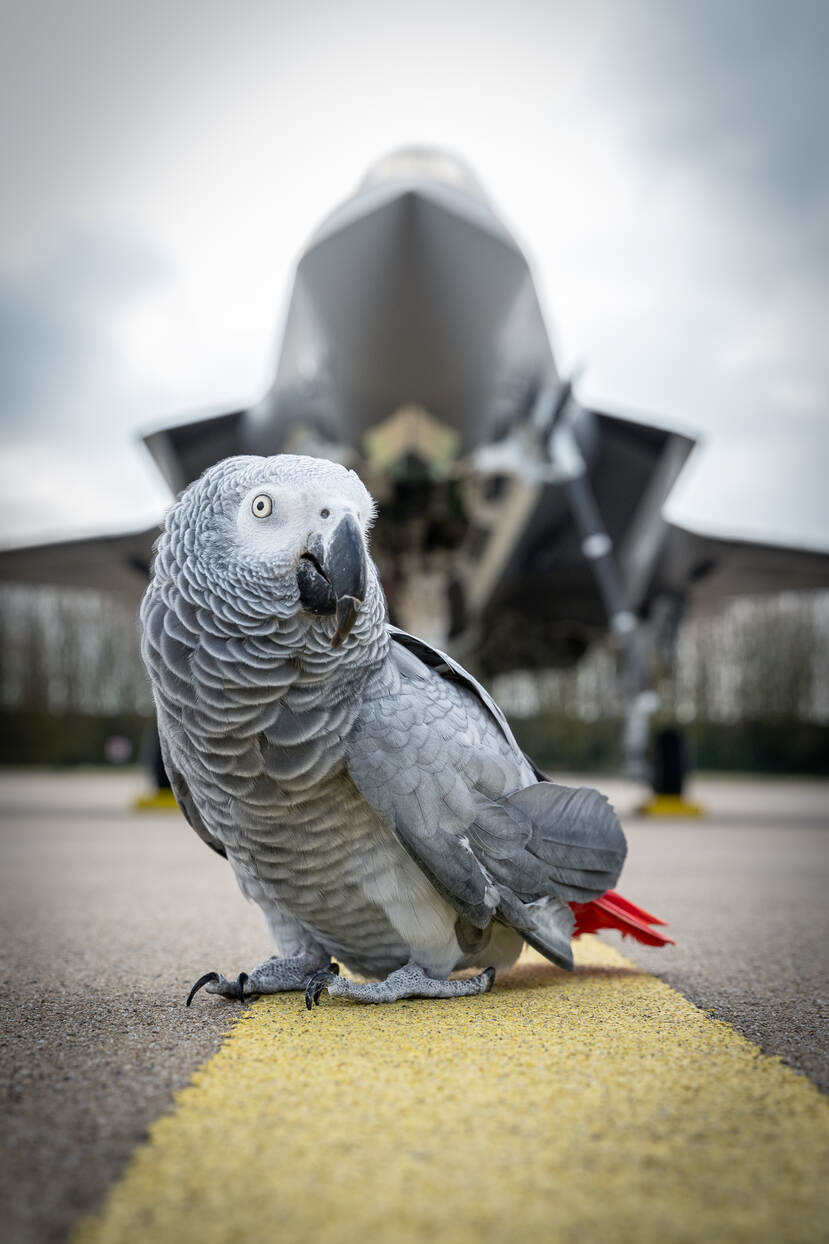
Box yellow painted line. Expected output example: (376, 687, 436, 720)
(133, 790, 179, 812)
(638, 795, 706, 817)
(74, 938, 828, 1244)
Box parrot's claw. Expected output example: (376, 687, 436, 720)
(305, 966, 341, 1010)
(186, 953, 339, 1006)
(306, 962, 497, 1007)
(186, 970, 249, 1007)
(186, 971, 219, 1006)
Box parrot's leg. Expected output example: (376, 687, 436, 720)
(186, 951, 336, 1006)
(305, 962, 496, 1008)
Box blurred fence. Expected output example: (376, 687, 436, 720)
(0, 585, 827, 774)
(496, 592, 829, 775)
(0, 585, 153, 767)
(0, 585, 152, 716)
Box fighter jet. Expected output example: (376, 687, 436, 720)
(2, 147, 827, 791)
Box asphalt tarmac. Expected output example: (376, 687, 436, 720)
(0, 769, 827, 1244)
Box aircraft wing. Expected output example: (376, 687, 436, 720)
(0, 524, 159, 603)
(142, 408, 246, 492)
(0, 408, 247, 604)
(651, 523, 829, 610)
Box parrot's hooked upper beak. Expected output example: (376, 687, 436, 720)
(296, 512, 367, 647)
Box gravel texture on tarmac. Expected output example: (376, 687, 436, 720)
(0, 769, 826, 1244)
(565, 772, 829, 1094)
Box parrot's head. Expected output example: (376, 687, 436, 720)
(164, 454, 380, 649)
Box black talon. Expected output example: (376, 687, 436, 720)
(305, 968, 336, 1011)
(186, 971, 220, 1008)
(237, 972, 249, 1001)
(483, 966, 496, 991)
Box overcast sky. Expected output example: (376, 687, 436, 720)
(1, 0, 827, 549)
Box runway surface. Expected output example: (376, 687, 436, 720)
(0, 770, 827, 1244)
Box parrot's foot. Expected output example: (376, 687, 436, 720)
(186, 953, 337, 1006)
(305, 962, 496, 1008)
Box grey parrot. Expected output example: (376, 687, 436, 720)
(140, 454, 670, 1008)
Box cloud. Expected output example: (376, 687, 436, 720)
(603, 1, 829, 224)
(594, 0, 829, 415)
(0, 232, 174, 538)
(0, 231, 168, 440)
(0, 0, 826, 551)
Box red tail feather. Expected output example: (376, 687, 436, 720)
(569, 889, 674, 947)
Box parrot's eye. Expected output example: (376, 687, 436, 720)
(251, 494, 273, 519)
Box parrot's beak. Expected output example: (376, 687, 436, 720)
(297, 513, 367, 647)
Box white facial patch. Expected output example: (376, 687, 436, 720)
(233, 463, 375, 569)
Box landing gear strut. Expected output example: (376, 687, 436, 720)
(133, 728, 178, 811)
(639, 727, 705, 817)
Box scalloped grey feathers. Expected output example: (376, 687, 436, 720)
(345, 632, 627, 969)
(141, 455, 628, 977)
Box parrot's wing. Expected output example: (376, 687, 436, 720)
(386, 626, 547, 779)
(346, 628, 627, 970)
(386, 626, 523, 751)
(158, 725, 228, 859)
